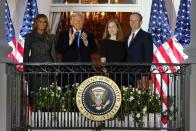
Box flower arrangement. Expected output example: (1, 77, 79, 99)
(32, 82, 77, 112)
(32, 83, 175, 126)
(116, 85, 161, 126)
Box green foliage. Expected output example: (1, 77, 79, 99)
(32, 82, 77, 112)
(116, 85, 161, 126)
(32, 82, 176, 126)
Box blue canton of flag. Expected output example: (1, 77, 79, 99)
(20, 0, 39, 37)
(5, 1, 15, 43)
(148, 0, 172, 48)
(174, 0, 191, 48)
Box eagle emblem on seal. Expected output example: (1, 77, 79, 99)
(90, 87, 110, 110)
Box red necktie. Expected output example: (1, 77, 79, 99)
(130, 33, 135, 43)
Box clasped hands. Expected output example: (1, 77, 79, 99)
(69, 29, 88, 45)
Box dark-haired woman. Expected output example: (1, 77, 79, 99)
(100, 19, 127, 86)
(23, 14, 56, 106)
(100, 19, 126, 63)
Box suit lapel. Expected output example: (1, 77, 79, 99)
(126, 33, 131, 48)
(129, 29, 143, 46)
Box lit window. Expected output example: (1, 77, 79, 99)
(52, 0, 137, 4)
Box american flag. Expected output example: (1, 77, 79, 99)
(6, 0, 38, 70)
(18, 0, 39, 66)
(5, 1, 17, 63)
(148, 0, 190, 127)
(174, 0, 191, 49)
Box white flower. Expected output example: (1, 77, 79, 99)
(122, 86, 128, 91)
(51, 92, 54, 96)
(72, 83, 79, 87)
(56, 94, 60, 98)
(137, 90, 141, 94)
(149, 98, 152, 101)
(136, 113, 140, 118)
(129, 96, 134, 102)
(65, 85, 69, 88)
(76, 83, 79, 86)
(143, 106, 147, 114)
(57, 86, 62, 91)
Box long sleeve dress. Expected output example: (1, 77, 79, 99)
(100, 39, 126, 62)
(100, 39, 127, 86)
(24, 31, 56, 63)
(23, 31, 56, 95)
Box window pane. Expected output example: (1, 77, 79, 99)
(52, 0, 137, 4)
(52, 0, 79, 3)
(66, 0, 79, 3)
(110, 0, 137, 4)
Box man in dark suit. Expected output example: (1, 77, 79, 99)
(125, 12, 153, 63)
(125, 12, 153, 87)
(57, 12, 97, 87)
(57, 12, 97, 62)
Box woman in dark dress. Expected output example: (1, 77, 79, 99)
(100, 19, 126, 62)
(24, 14, 56, 63)
(23, 14, 56, 100)
(100, 19, 126, 85)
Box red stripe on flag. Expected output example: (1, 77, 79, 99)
(11, 39, 24, 57)
(151, 74, 168, 106)
(158, 42, 177, 72)
(158, 44, 172, 63)
(167, 38, 184, 63)
(8, 52, 23, 71)
(153, 46, 171, 126)
(17, 42, 24, 57)
(8, 52, 18, 63)
(153, 54, 159, 64)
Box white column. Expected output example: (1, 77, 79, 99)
(184, 0, 196, 63)
(0, 0, 12, 131)
(138, 0, 152, 31)
(189, 1, 196, 131)
(37, 0, 52, 18)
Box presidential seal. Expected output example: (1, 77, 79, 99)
(76, 76, 122, 121)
